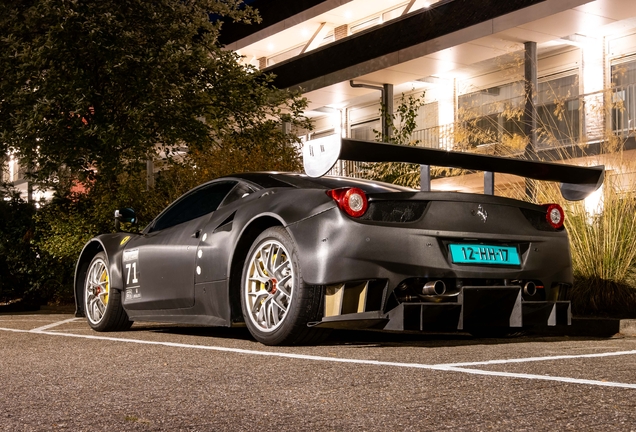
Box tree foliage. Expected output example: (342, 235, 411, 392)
(360, 92, 425, 187)
(0, 0, 311, 304)
(0, 0, 309, 185)
(0, 184, 37, 302)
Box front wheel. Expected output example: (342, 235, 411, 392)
(84, 252, 133, 332)
(241, 227, 329, 345)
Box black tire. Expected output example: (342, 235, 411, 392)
(240, 227, 330, 345)
(84, 252, 133, 332)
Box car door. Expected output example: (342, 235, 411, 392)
(123, 181, 236, 310)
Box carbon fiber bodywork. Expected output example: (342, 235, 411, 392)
(75, 178, 337, 325)
(289, 192, 572, 294)
(75, 172, 574, 334)
(76, 137, 605, 340)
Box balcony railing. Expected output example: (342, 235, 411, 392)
(411, 123, 454, 150)
(327, 85, 636, 178)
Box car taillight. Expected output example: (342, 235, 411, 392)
(326, 187, 369, 218)
(543, 203, 564, 229)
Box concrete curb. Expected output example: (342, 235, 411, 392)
(542, 317, 636, 337)
(619, 319, 636, 336)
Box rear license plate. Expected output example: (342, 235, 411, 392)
(449, 244, 520, 265)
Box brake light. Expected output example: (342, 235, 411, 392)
(326, 187, 369, 218)
(543, 203, 564, 229)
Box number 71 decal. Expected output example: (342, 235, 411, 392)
(125, 262, 139, 285)
(122, 249, 140, 287)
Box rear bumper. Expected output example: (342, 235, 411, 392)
(289, 207, 573, 300)
(311, 286, 571, 332)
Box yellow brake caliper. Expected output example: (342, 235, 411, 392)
(101, 270, 109, 305)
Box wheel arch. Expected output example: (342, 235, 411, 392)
(228, 215, 286, 322)
(74, 234, 132, 317)
(74, 240, 104, 317)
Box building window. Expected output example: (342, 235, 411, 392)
(350, 119, 381, 141)
(611, 57, 636, 136)
(2, 155, 23, 183)
(458, 82, 524, 149)
(536, 73, 580, 147)
(458, 75, 579, 150)
(411, 102, 440, 148)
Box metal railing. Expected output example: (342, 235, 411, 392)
(329, 85, 636, 178)
(411, 123, 454, 150)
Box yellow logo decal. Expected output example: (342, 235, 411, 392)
(120, 235, 131, 246)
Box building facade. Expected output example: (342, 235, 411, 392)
(5, 0, 636, 198)
(223, 0, 636, 192)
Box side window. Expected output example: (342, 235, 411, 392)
(150, 181, 237, 232)
(220, 182, 257, 208)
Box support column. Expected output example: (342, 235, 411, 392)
(484, 171, 495, 195)
(420, 165, 430, 191)
(383, 83, 394, 141)
(523, 41, 538, 199)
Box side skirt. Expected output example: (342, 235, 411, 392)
(125, 280, 231, 327)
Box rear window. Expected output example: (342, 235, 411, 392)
(232, 173, 297, 189)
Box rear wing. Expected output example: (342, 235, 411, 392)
(302, 135, 604, 201)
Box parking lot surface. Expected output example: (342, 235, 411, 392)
(1, 313, 636, 431)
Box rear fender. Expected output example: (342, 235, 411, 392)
(226, 214, 286, 322)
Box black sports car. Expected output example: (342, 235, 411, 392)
(75, 136, 604, 345)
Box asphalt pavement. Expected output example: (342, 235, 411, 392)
(1, 313, 636, 431)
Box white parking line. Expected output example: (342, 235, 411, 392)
(1, 326, 635, 390)
(437, 366, 636, 389)
(30, 318, 81, 332)
(442, 350, 636, 367)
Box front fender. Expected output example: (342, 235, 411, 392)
(73, 232, 140, 316)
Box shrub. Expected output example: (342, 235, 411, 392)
(0, 185, 37, 302)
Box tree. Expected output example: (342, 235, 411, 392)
(0, 183, 36, 302)
(0, 0, 311, 304)
(0, 0, 309, 186)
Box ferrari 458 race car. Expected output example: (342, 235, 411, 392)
(75, 135, 604, 345)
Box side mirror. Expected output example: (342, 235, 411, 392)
(115, 208, 136, 231)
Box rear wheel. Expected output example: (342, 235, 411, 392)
(84, 252, 133, 332)
(241, 227, 329, 345)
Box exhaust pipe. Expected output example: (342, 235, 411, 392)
(523, 281, 537, 296)
(422, 280, 446, 296)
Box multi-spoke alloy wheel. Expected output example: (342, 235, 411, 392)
(244, 239, 294, 332)
(85, 256, 110, 325)
(83, 252, 133, 332)
(240, 227, 328, 345)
